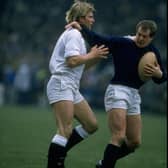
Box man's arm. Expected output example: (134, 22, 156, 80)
(151, 48, 167, 84)
(65, 21, 120, 50)
(152, 67, 167, 84)
(66, 45, 109, 68)
(84, 58, 100, 70)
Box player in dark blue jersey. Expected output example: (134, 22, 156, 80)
(65, 20, 167, 168)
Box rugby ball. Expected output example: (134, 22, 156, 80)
(138, 52, 158, 82)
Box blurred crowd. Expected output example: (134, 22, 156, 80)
(0, 0, 167, 113)
(0, 60, 48, 106)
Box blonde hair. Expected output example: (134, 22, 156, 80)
(65, 0, 95, 23)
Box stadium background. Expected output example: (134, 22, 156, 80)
(0, 1, 167, 168)
(0, 0, 167, 114)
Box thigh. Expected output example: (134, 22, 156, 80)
(126, 114, 142, 145)
(127, 90, 141, 115)
(52, 100, 74, 138)
(47, 76, 75, 104)
(104, 85, 129, 112)
(108, 108, 127, 135)
(74, 99, 97, 133)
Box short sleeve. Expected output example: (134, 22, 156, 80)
(64, 29, 82, 58)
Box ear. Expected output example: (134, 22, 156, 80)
(78, 16, 85, 24)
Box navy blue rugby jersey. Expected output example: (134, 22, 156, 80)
(81, 26, 167, 89)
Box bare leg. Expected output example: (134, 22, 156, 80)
(66, 99, 98, 151)
(47, 100, 74, 168)
(101, 108, 127, 168)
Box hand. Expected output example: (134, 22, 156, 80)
(65, 21, 82, 30)
(89, 45, 109, 59)
(143, 62, 162, 79)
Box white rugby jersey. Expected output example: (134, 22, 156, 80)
(49, 28, 87, 81)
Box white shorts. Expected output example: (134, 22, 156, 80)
(104, 84, 141, 115)
(46, 75, 84, 104)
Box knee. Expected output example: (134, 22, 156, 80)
(90, 121, 99, 133)
(112, 132, 126, 145)
(128, 140, 141, 150)
(84, 119, 98, 134)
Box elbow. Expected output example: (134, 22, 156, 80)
(66, 59, 77, 68)
(66, 56, 82, 68)
(152, 77, 167, 84)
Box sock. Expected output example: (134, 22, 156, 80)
(47, 134, 68, 168)
(102, 144, 120, 168)
(66, 125, 89, 151)
(118, 141, 135, 159)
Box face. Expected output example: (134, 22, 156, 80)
(135, 27, 153, 48)
(79, 11, 95, 29)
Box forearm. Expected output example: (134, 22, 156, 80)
(84, 58, 100, 70)
(81, 26, 112, 47)
(152, 71, 167, 84)
(66, 44, 109, 68)
(66, 52, 99, 68)
(153, 60, 167, 84)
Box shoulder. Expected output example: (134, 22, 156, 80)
(65, 28, 82, 38)
(108, 35, 132, 44)
(124, 35, 135, 40)
(62, 28, 83, 43)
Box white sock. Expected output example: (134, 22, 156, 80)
(75, 125, 89, 138)
(52, 134, 68, 147)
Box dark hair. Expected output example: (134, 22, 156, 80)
(136, 20, 157, 37)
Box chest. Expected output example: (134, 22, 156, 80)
(113, 45, 150, 67)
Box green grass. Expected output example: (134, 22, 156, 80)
(0, 105, 167, 168)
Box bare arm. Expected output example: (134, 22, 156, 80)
(65, 21, 120, 52)
(65, 21, 82, 30)
(84, 58, 100, 70)
(66, 45, 109, 68)
(143, 62, 163, 79)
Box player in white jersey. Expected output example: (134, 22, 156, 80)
(46, 1, 109, 168)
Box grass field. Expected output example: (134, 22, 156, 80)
(0, 105, 167, 168)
